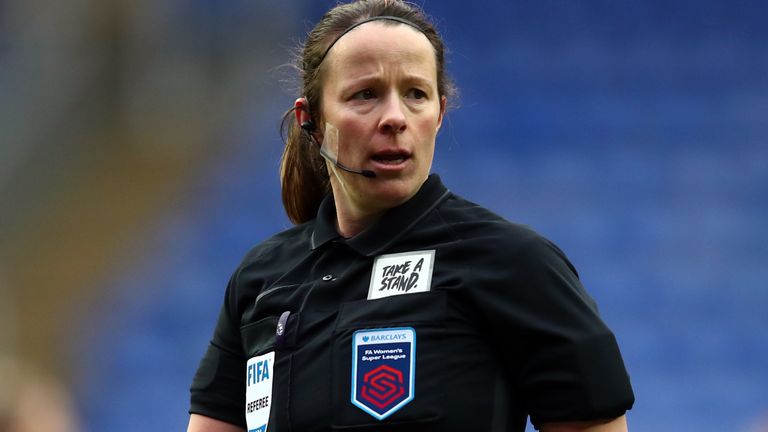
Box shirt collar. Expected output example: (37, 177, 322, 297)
(310, 174, 451, 256)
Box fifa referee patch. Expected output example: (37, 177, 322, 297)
(245, 352, 274, 432)
(351, 327, 415, 420)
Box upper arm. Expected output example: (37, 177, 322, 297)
(540, 415, 628, 432)
(189, 274, 249, 427)
(187, 414, 245, 432)
(467, 232, 634, 425)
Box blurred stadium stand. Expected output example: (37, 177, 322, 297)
(1, 0, 767, 431)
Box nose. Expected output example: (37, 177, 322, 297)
(378, 94, 407, 135)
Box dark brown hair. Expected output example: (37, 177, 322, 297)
(280, 0, 456, 224)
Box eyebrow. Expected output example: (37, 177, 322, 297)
(337, 73, 436, 93)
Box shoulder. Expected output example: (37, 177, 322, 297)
(437, 192, 546, 251)
(435, 191, 581, 280)
(225, 221, 314, 293)
(239, 222, 312, 268)
(435, 194, 599, 321)
(219, 222, 315, 315)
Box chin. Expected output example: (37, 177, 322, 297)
(367, 177, 422, 209)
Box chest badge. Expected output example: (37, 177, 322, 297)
(368, 250, 435, 300)
(245, 352, 274, 432)
(351, 327, 416, 420)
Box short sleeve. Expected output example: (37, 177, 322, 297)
(468, 233, 634, 427)
(189, 274, 247, 428)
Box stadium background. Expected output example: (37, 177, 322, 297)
(1, 0, 766, 431)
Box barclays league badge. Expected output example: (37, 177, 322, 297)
(351, 327, 416, 420)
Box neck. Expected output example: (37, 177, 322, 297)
(327, 167, 390, 238)
(334, 200, 385, 238)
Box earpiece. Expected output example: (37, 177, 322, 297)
(294, 97, 316, 132)
(302, 121, 316, 132)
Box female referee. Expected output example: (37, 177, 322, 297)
(187, 1, 635, 431)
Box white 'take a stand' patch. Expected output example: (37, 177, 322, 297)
(368, 250, 435, 300)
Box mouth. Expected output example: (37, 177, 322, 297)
(371, 149, 411, 166)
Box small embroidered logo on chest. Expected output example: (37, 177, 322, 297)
(368, 250, 435, 300)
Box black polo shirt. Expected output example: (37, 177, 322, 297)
(190, 174, 634, 431)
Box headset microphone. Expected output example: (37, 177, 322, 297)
(321, 148, 377, 178)
(297, 103, 376, 179)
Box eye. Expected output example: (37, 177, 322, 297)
(405, 88, 428, 100)
(351, 89, 376, 100)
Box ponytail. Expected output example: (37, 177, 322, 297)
(279, 111, 330, 225)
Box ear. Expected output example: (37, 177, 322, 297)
(436, 95, 447, 131)
(294, 97, 313, 129)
